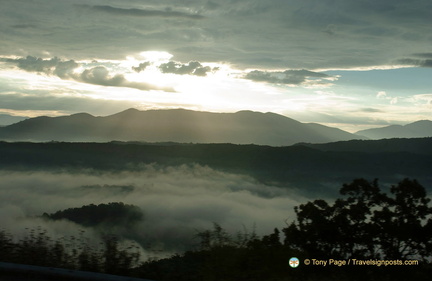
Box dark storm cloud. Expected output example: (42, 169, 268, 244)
(244, 69, 332, 85)
(88, 5, 204, 20)
(2, 56, 78, 77)
(159, 61, 217, 77)
(1, 0, 432, 70)
(2, 56, 175, 92)
(397, 58, 432, 68)
(205, 1, 220, 10)
(413, 53, 432, 59)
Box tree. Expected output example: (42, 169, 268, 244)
(373, 179, 432, 259)
(284, 178, 432, 261)
(102, 235, 141, 276)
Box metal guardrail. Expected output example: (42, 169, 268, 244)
(0, 262, 154, 281)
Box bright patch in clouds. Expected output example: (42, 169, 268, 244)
(139, 51, 173, 62)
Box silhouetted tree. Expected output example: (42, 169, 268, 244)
(102, 235, 141, 276)
(284, 178, 432, 261)
(373, 179, 432, 259)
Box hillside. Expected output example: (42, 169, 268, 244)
(296, 137, 432, 154)
(0, 108, 362, 146)
(356, 120, 432, 139)
(1, 141, 431, 194)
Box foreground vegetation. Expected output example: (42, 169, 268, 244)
(0, 228, 141, 276)
(1, 178, 431, 280)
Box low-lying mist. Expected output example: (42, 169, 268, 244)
(0, 164, 309, 258)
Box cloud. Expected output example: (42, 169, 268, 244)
(10, 24, 37, 29)
(2, 56, 78, 77)
(132, 62, 151, 73)
(2, 0, 432, 70)
(322, 24, 338, 35)
(397, 58, 432, 68)
(244, 69, 333, 86)
(360, 108, 384, 113)
(413, 94, 432, 105)
(377, 91, 387, 99)
(2, 56, 175, 92)
(88, 5, 204, 20)
(78, 66, 174, 92)
(413, 53, 432, 59)
(159, 61, 217, 77)
(376, 91, 400, 105)
(0, 90, 136, 115)
(0, 165, 308, 254)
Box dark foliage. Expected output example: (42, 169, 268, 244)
(284, 178, 432, 261)
(138, 179, 432, 281)
(43, 202, 144, 227)
(0, 227, 141, 275)
(137, 225, 303, 281)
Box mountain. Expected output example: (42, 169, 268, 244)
(356, 120, 432, 139)
(0, 108, 362, 145)
(0, 114, 27, 126)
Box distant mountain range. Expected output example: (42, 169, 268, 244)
(297, 137, 432, 155)
(356, 120, 432, 139)
(0, 114, 27, 126)
(0, 108, 363, 146)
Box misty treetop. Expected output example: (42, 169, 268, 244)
(43, 202, 144, 227)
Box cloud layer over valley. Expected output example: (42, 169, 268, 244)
(0, 165, 306, 256)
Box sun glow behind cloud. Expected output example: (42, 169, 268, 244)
(139, 51, 173, 62)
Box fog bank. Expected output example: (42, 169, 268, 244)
(0, 165, 308, 255)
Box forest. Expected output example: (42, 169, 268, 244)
(1, 139, 432, 195)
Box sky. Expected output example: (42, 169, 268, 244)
(1, 0, 432, 132)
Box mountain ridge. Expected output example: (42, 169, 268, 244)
(0, 108, 363, 145)
(356, 120, 432, 139)
(295, 137, 432, 155)
(0, 114, 28, 126)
